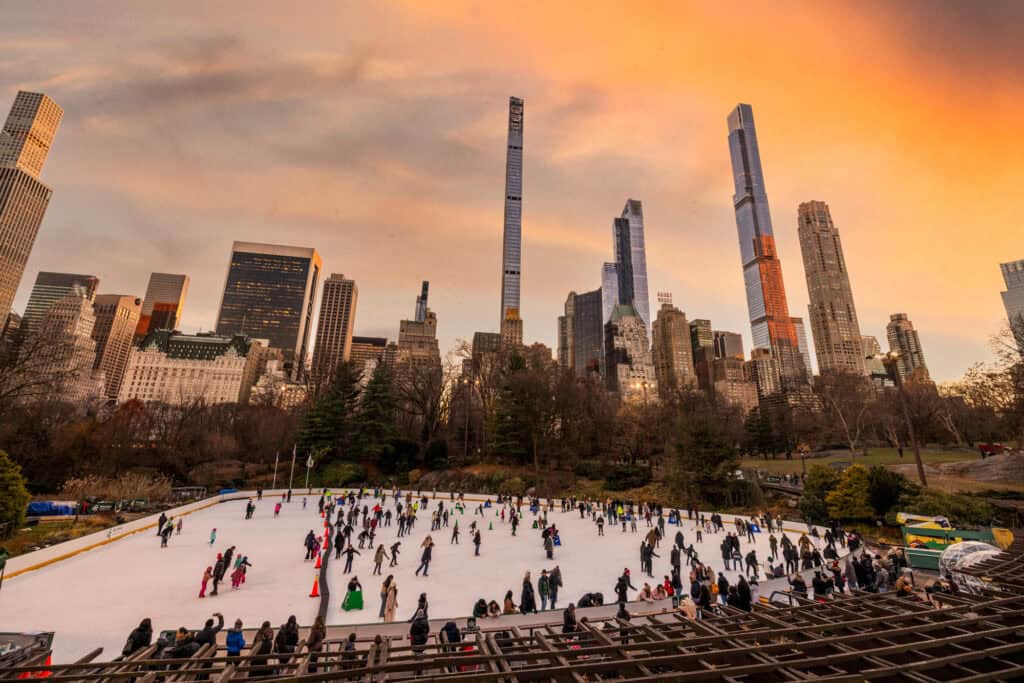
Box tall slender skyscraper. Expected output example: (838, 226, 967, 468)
(311, 273, 358, 379)
(886, 313, 929, 382)
(92, 295, 142, 399)
(135, 273, 189, 341)
(1000, 259, 1024, 352)
(499, 96, 524, 345)
(415, 280, 429, 323)
(797, 201, 865, 375)
(0, 92, 63, 320)
(215, 241, 321, 378)
(613, 199, 651, 329)
(727, 103, 806, 388)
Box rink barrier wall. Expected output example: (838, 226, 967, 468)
(3, 487, 811, 582)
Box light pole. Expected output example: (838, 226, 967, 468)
(878, 352, 928, 487)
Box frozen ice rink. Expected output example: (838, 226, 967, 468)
(2, 493, 811, 662)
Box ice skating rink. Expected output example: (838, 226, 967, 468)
(1, 494, 811, 662)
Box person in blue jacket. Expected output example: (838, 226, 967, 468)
(226, 619, 246, 657)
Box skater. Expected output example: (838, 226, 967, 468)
(473, 529, 482, 556)
(451, 522, 460, 544)
(539, 570, 550, 610)
(211, 553, 226, 596)
(342, 544, 360, 573)
(378, 575, 394, 619)
(342, 577, 364, 611)
(176, 518, 183, 535)
(304, 530, 317, 561)
(550, 566, 563, 609)
(160, 522, 173, 547)
(373, 544, 389, 575)
(199, 566, 213, 598)
(157, 512, 167, 536)
(390, 541, 401, 567)
(415, 538, 433, 577)
(274, 502, 282, 517)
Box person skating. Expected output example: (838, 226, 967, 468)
(384, 578, 399, 622)
(373, 544, 389, 575)
(473, 529, 482, 556)
(615, 569, 637, 604)
(538, 570, 551, 610)
(334, 529, 345, 560)
(451, 521, 459, 544)
(745, 550, 759, 579)
(379, 576, 394, 619)
(304, 530, 317, 561)
(199, 566, 213, 598)
(339, 544, 359, 573)
(209, 528, 216, 546)
(415, 538, 433, 577)
(543, 534, 553, 559)
(389, 541, 401, 567)
(549, 566, 563, 609)
(175, 518, 183, 535)
(157, 512, 167, 536)
(211, 554, 226, 596)
(716, 572, 729, 605)
(122, 618, 153, 657)
(160, 522, 173, 548)
(737, 575, 752, 611)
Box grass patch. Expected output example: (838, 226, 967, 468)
(3, 516, 119, 558)
(740, 448, 970, 475)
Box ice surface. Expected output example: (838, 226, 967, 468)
(1, 493, 811, 662)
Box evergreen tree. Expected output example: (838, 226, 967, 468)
(295, 361, 362, 460)
(825, 465, 875, 520)
(0, 449, 30, 538)
(670, 400, 739, 507)
(353, 364, 397, 465)
(798, 464, 841, 524)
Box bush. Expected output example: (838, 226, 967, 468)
(867, 466, 912, 517)
(798, 464, 840, 524)
(899, 489, 995, 527)
(498, 476, 526, 497)
(424, 439, 450, 470)
(310, 462, 367, 488)
(0, 450, 30, 538)
(573, 460, 607, 479)
(825, 465, 874, 521)
(604, 465, 651, 491)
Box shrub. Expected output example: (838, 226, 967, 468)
(0, 450, 30, 538)
(866, 466, 912, 517)
(498, 476, 525, 497)
(310, 462, 367, 488)
(899, 489, 994, 527)
(825, 465, 874, 521)
(604, 465, 651, 491)
(798, 464, 840, 524)
(424, 439, 450, 470)
(573, 460, 607, 479)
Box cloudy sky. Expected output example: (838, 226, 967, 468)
(3, 1, 1021, 381)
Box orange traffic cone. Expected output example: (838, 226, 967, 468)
(315, 552, 322, 569)
(309, 576, 320, 598)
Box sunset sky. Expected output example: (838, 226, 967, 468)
(3, 1, 1021, 381)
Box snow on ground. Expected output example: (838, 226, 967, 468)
(2, 493, 809, 663)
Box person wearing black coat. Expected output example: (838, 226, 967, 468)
(716, 573, 730, 605)
(736, 576, 752, 611)
(274, 615, 300, 666)
(250, 621, 274, 678)
(562, 604, 578, 634)
(122, 618, 153, 657)
(194, 613, 224, 647)
(521, 572, 538, 614)
(409, 609, 430, 653)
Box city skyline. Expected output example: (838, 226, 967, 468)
(3, 3, 1021, 382)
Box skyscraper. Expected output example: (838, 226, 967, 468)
(713, 331, 744, 360)
(415, 280, 429, 323)
(499, 96, 524, 345)
(689, 319, 713, 359)
(215, 241, 321, 377)
(886, 313, 929, 382)
(92, 294, 142, 400)
(311, 273, 358, 379)
(651, 294, 697, 398)
(34, 285, 102, 404)
(558, 292, 576, 370)
(600, 263, 620, 325)
(0, 92, 63, 322)
(135, 273, 189, 341)
(797, 201, 865, 375)
(21, 272, 99, 337)
(727, 103, 806, 388)
(570, 288, 603, 376)
(1000, 259, 1024, 351)
(613, 199, 651, 329)
(604, 304, 657, 403)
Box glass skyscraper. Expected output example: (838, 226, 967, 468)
(215, 241, 321, 377)
(499, 96, 524, 344)
(613, 199, 651, 330)
(1000, 259, 1024, 352)
(727, 103, 806, 388)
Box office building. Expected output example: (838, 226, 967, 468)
(20, 272, 99, 337)
(500, 97, 525, 345)
(250, 351, 308, 410)
(713, 331, 744, 360)
(746, 347, 781, 399)
(414, 281, 429, 323)
(311, 273, 358, 380)
(604, 304, 657, 403)
(569, 288, 603, 376)
(1000, 259, 1024, 352)
(797, 201, 865, 375)
(886, 313, 929, 382)
(0, 92, 63, 322)
(600, 263, 619, 326)
(350, 336, 394, 376)
(92, 295, 142, 400)
(121, 331, 267, 405)
(689, 319, 713, 359)
(558, 293, 575, 370)
(727, 103, 806, 388)
(793, 317, 813, 377)
(135, 273, 189, 341)
(215, 241, 321, 377)
(651, 294, 697, 397)
(707, 354, 759, 413)
(612, 199, 651, 329)
(397, 284, 441, 373)
(862, 335, 893, 389)
(32, 285, 102, 404)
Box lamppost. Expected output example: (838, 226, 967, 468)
(877, 352, 928, 487)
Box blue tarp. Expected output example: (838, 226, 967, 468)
(218, 488, 239, 495)
(27, 501, 75, 516)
